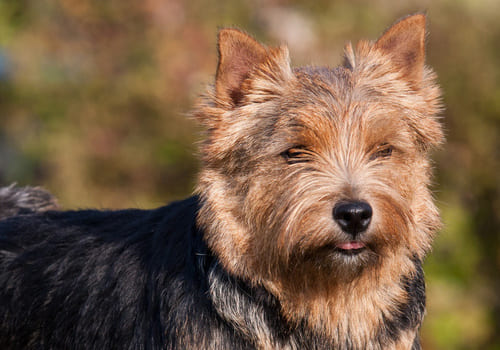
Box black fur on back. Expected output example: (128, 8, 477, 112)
(0, 196, 425, 349)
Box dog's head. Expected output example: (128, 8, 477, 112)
(196, 15, 443, 302)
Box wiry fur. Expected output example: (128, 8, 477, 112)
(0, 184, 58, 220)
(196, 13, 442, 349)
(0, 14, 442, 349)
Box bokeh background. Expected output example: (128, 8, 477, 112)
(0, 0, 498, 348)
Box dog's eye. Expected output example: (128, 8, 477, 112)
(370, 144, 393, 160)
(281, 146, 311, 164)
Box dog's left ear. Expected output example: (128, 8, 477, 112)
(375, 14, 426, 84)
(216, 29, 268, 106)
(215, 28, 292, 108)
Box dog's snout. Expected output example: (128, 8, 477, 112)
(333, 201, 373, 235)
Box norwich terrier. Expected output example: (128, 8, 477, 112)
(0, 14, 443, 349)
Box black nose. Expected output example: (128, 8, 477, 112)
(333, 201, 373, 236)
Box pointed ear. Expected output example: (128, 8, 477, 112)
(215, 28, 269, 106)
(374, 14, 426, 84)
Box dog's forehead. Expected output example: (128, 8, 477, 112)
(290, 65, 355, 106)
(293, 66, 352, 86)
(286, 65, 363, 119)
(289, 65, 402, 119)
(279, 66, 409, 139)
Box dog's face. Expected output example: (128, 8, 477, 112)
(196, 15, 442, 294)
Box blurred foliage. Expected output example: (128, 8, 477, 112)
(0, 0, 499, 348)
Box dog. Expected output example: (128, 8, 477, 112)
(0, 14, 443, 349)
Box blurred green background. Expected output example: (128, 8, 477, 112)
(0, 0, 498, 348)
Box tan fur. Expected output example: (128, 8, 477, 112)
(196, 14, 442, 349)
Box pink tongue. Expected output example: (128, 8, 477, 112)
(337, 241, 365, 250)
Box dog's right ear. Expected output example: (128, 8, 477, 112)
(215, 29, 292, 108)
(215, 29, 268, 106)
(374, 14, 427, 85)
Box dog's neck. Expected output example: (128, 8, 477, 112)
(205, 251, 425, 349)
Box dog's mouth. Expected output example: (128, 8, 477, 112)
(299, 241, 370, 262)
(334, 241, 366, 255)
